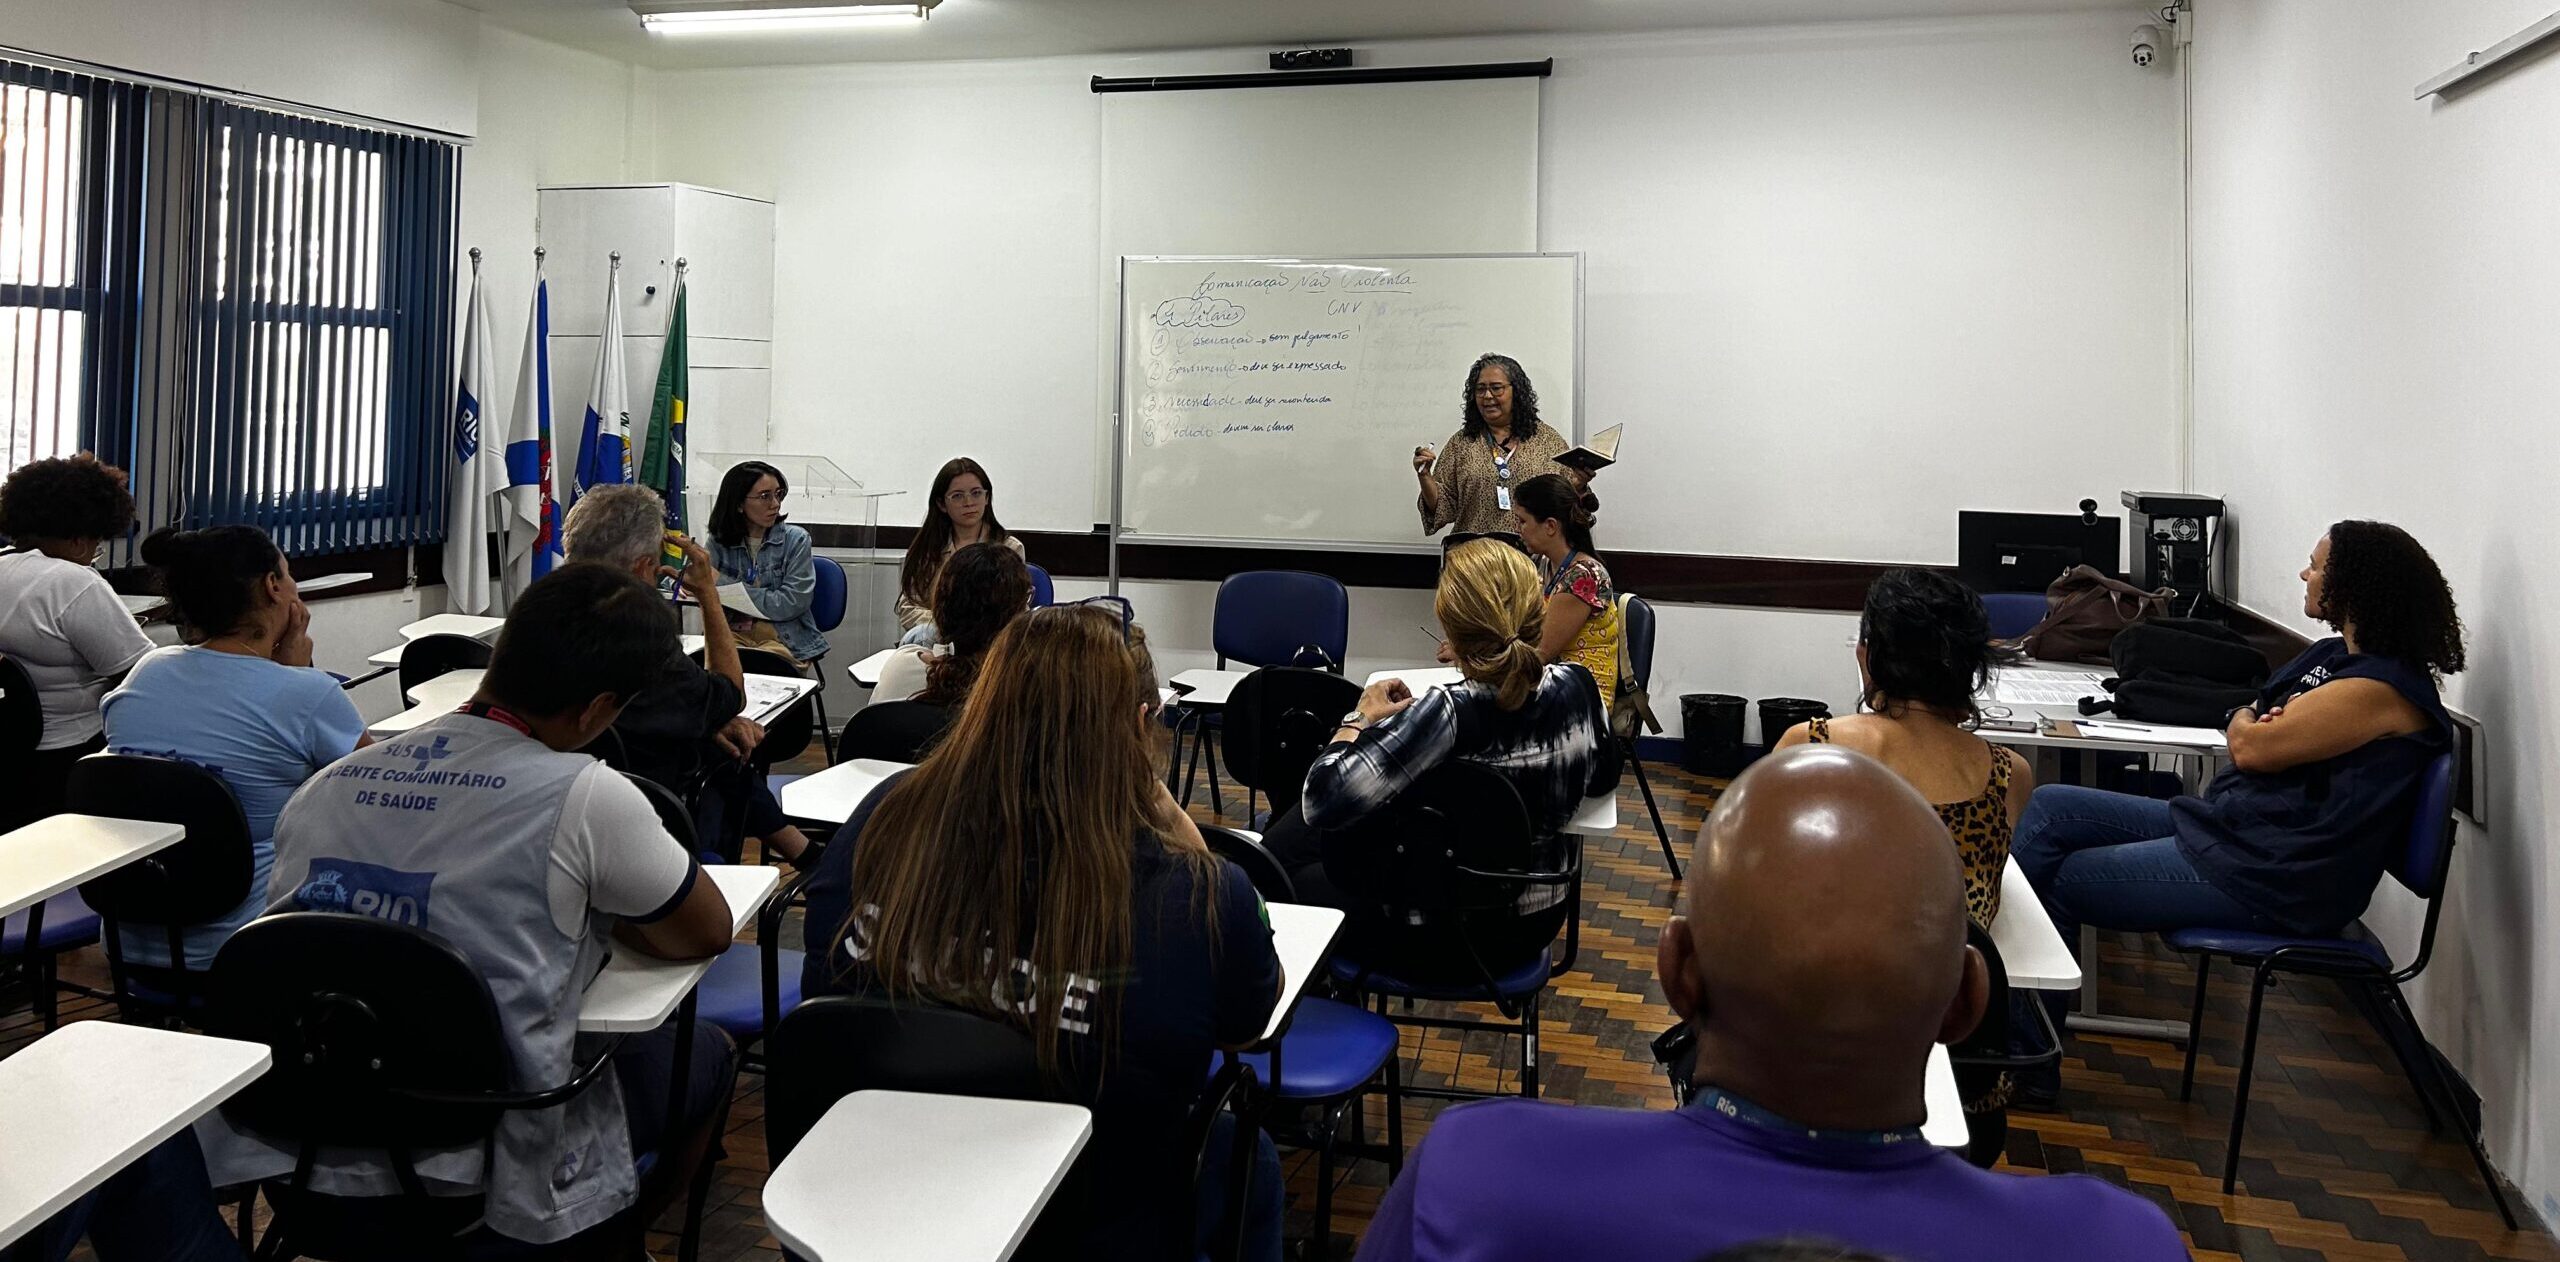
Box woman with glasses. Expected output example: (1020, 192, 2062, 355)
(1413, 353, 1577, 542)
(708, 460, 827, 664)
(895, 457, 1025, 646)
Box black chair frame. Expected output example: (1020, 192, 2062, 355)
(1216, 667, 1361, 826)
(395, 633, 494, 700)
(1615, 594, 1683, 879)
(67, 753, 259, 1024)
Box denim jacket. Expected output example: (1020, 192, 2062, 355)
(708, 522, 828, 662)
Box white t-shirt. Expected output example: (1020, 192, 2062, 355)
(867, 643, 936, 706)
(545, 758, 700, 937)
(0, 549, 156, 749)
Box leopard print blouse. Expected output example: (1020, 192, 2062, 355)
(1806, 716, 2012, 926)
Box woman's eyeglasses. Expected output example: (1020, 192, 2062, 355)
(746, 489, 787, 505)
(944, 487, 991, 505)
(1067, 595, 1134, 644)
(1470, 382, 1511, 397)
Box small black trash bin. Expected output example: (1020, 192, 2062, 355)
(1680, 694, 1747, 776)
(1756, 697, 1832, 749)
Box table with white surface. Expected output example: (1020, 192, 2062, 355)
(0, 1022, 271, 1248)
(778, 758, 916, 828)
(369, 628, 704, 667)
(1362, 665, 1464, 693)
(764, 1090, 1092, 1262)
(578, 863, 782, 1034)
(1261, 902, 1346, 1044)
(1167, 667, 1253, 708)
(743, 674, 822, 727)
(847, 646, 900, 689)
(1922, 1045, 1966, 1148)
(402, 667, 485, 709)
(0, 815, 187, 921)
(1989, 856, 2081, 992)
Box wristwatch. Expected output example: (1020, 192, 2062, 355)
(1337, 709, 1369, 731)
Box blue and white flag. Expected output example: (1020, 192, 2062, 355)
(503, 268, 561, 600)
(441, 266, 502, 614)
(572, 265, 631, 500)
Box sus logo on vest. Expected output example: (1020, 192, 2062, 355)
(295, 858, 434, 927)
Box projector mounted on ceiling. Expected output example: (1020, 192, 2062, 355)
(629, 0, 940, 34)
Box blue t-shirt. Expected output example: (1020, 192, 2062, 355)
(2172, 638, 2451, 935)
(100, 645, 367, 967)
(802, 769, 1281, 1261)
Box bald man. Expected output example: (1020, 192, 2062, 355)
(1355, 746, 2187, 1262)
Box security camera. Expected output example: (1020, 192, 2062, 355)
(2131, 24, 2163, 67)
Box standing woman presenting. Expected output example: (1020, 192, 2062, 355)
(708, 460, 827, 665)
(1415, 353, 1572, 541)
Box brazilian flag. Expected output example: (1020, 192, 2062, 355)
(639, 275, 688, 532)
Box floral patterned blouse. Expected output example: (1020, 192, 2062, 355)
(1542, 549, 1621, 703)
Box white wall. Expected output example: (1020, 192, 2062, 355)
(2187, 0, 2560, 1218)
(641, 11, 2179, 730)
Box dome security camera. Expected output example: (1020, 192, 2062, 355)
(2132, 24, 2163, 67)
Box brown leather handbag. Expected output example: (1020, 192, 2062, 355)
(2017, 565, 2174, 664)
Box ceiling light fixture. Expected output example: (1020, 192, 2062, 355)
(631, 1, 938, 35)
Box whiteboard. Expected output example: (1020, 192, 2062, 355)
(1115, 254, 1579, 551)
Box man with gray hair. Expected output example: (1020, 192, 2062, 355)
(561, 486, 811, 863)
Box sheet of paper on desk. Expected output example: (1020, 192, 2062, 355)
(1989, 671, 2109, 707)
(743, 674, 812, 721)
(2077, 719, 2229, 748)
(714, 584, 767, 620)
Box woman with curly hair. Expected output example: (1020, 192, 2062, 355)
(870, 540, 1034, 709)
(0, 455, 155, 826)
(1412, 353, 1578, 540)
(2015, 521, 2466, 953)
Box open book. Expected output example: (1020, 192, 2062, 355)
(1554, 423, 1623, 475)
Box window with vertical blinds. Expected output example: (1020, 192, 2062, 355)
(0, 54, 458, 561)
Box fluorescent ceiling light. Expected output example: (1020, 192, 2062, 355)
(635, 3, 934, 34)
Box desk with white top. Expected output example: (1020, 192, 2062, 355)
(1922, 1045, 1966, 1148)
(368, 624, 703, 667)
(778, 758, 915, 828)
(1362, 665, 1464, 693)
(1167, 667, 1252, 708)
(764, 1090, 1092, 1262)
(743, 674, 822, 727)
(1262, 903, 1345, 1044)
(402, 667, 484, 710)
(0, 815, 187, 921)
(847, 646, 899, 689)
(0, 1022, 271, 1249)
(578, 863, 782, 1034)
(1989, 856, 2081, 992)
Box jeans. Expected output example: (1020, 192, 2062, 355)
(898, 621, 937, 648)
(29, 1132, 243, 1262)
(2011, 784, 2273, 945)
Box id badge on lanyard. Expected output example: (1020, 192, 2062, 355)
(1491, 438, 1514, 511)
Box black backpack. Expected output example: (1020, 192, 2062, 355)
(2079, 618, 2268, 728)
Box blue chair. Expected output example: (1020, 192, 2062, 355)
(1027, 562, 1055, 608)
(1, 891, 102, 1031)
(805, 555, 850, 764)
(1203, 827, 1400, 1258)
(1322, 763, 1573, 1102)
(622, 772, 804, 1072)
(1617, 595, 1682, 879)
(1981, 591, 2045, 640)
(1179, 572, 1351, 814)
(2162, 752, 2514, 1224)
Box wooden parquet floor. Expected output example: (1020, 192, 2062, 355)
(9, 752, 2551, 1262)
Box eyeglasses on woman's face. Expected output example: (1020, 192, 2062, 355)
(944, 486, 990, 506)
(1471, 381, 1511, 397)
(746, 489, 787, 505)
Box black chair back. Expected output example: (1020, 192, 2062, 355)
(1320, 761, 1548, 919)
(68, 753, 256, 928)
(622, 770, 723, 864)
(765, 995, 1059, 1164)
(0, 655, 44, 833)
(1220, 667, 1359, 815)
(840, 700, 951, 764)
(397, 633, 493, 698)
(738, 648, 815, 767)
(1202, 826, 1296, 904)
(206, 912, 517, 1152)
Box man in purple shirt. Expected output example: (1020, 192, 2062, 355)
(1356, 745, 2190, 1262)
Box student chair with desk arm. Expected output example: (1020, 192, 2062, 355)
(1616, 594, 1683, 878)
(766, 995, 1264, 1262)
(202, 911, 639, 1262)
(0, 654, 105, 1030)
(396, 632, 493, 701)
(1320, 761, 1577, 1102)
(1177, 572, 1353, 817)
(2160, 751, 2516, 1223)
(622, 772, 803, 1083)
(839, 699, 951, 766)
(65, 753, 257, 1025)
(1203, 826, 1400, 1260)
(1219, 667, 1362, 831)
(1945, 922, 2059, 1169)
(804, 554, 849, 763)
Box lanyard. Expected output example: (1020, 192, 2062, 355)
(456, 700, 533, 738)
(1483, 433, 1519, 484)
(1690, 1085, 1926, 1147)
(1544, 549, 1581, 597)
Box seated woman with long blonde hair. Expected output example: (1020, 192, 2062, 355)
(799, 603, 1283, 1261)
(1262, 538, 1618, 964)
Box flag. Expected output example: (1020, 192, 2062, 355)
(638, 272, 688, 534)
(573, 265, 630, 499)
(502, 269, 561, 598)
(440, 266, 502, 614)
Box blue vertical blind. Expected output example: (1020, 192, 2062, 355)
(0, 54, 458, 559)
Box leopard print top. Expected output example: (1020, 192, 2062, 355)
(1806, 716, 2012, 926)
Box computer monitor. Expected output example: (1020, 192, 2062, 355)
(1957, 510, 2122, 593)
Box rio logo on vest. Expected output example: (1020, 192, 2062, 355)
(295, 858, 434, 927)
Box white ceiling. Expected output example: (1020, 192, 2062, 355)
(453, 0, 2144, 70)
